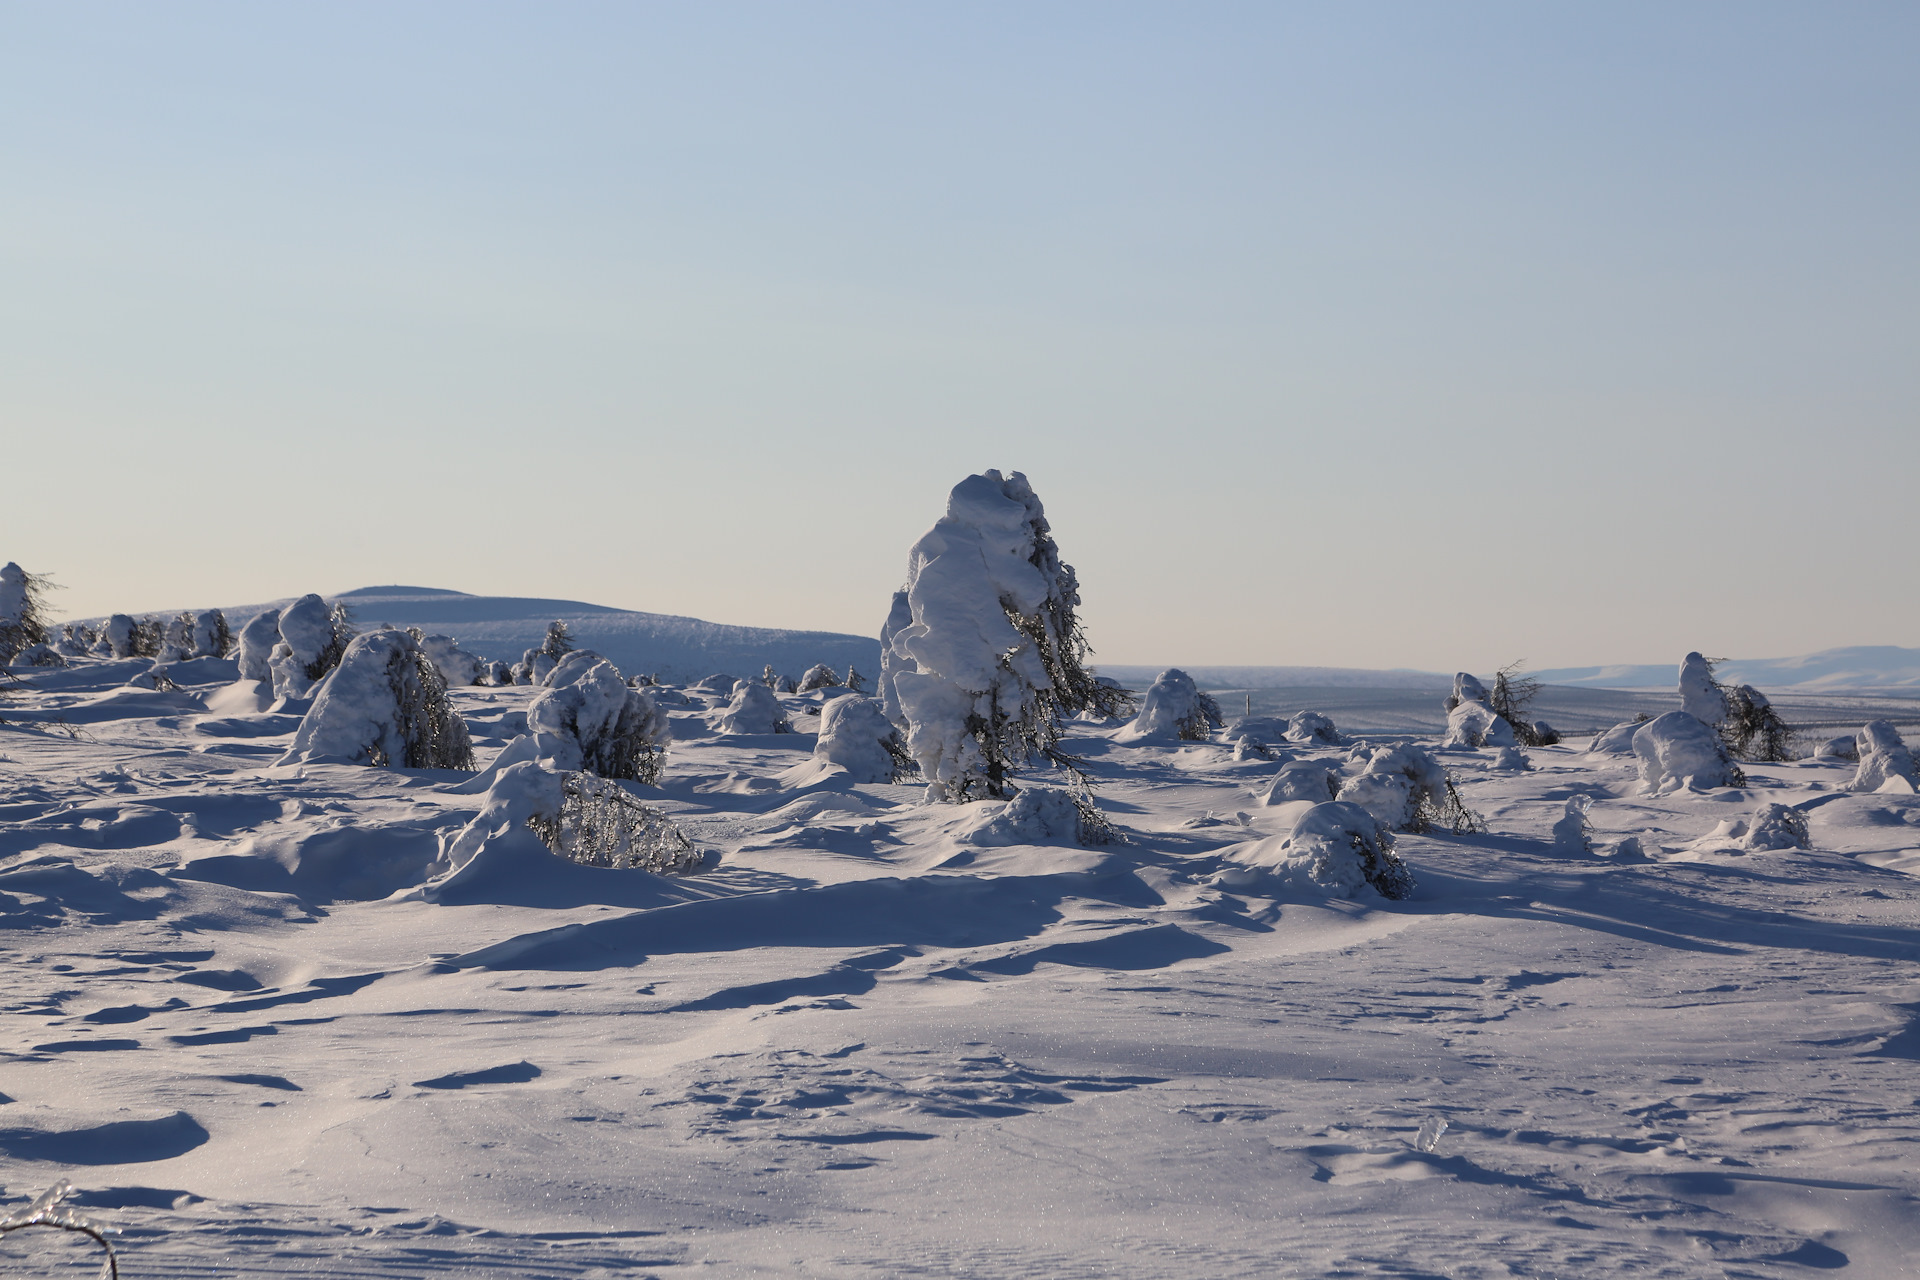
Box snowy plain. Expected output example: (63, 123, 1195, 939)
(3, 650, 1919, 1278)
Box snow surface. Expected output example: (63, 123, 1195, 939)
(2, 653, 1920, 1277)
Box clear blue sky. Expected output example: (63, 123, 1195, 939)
(4, 2, 1915, 669)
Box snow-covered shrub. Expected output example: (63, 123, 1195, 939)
(1340, 743, 1481, 833)
(526, 656, 670, 783)
(128, 615, 165, 658)
(280, 629, 475, 769)
(717, 680, 791, 734)
(1260, 758, 1340, 804)
(1722, 683, 1795, 762)
(1531, 721, 1561, 746)
(1233, 737, 1276, 762)
(160, 612, 196, 661)
(1633, 711, 1742, 793)
(527, 771, 701, 872)
(1678, 651, 1728, 727)
(1285, 710, 1339, 745)
(234, 609, 281, 681)
(1446, 700, 1517, 750)
(14, 643, 64, 668)
(538, 619, 575, 659)
(269, 594, 353, 700)
(487, 660, 512, 686)
(1220, 801, 1415, 900)
(413, 632, 485, 687)
(190, 609, 231, 657)
(846, 666, 868, 694)
(1740, 802, 1810, 851)
(55, 623, 92, 657)
(1850, 721, 1918, 794)
(1814, 735, 1858, 762)
(961, 784, 1113, 847)
(880, 470, 1131, 800)
(1116, 668, 1222, 742)
(814, 695, 915, 783)
(0, 563, 55, 663)
(797, 663, 842, 693)
(1488, 661, 1547, 746)
(1588, 718, 1645, 755)
(1551, 795, 1593, 853)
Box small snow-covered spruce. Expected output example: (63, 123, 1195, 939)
(846, 666, 868, 693)
(129, 614, 166, 658)
(1721, 684, 1795, 762)
(797, 663, 843, 693)
(526, 773, 701, 873)
(762, 664, 780, 689)
(883, 470, 1131, 801)
(540, 619, 575, 659)
(282, 629, 475, 769)
(528, 653, 671, 783)
(0, 1178, 120, 1280)
(1070, 784, 1117, 846)
(814, 696, 917, 783)
(1118, 668, 1223, 741)
(192, 609, 232, 657)
(0, 563, 57, 663)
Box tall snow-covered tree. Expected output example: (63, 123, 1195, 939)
(880, 469, 1130, 801)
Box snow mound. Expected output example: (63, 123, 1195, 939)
(814, 696, 912, 784)
(959, 786, 1101, 847)
(1260, 759, 1341, 805)
(1285, 710, 1339, 745)
(527, 656, 670, 781)
(1218, 801, 1415, 900)
(279, 629, 475, 770)
(1814, 735, 1858, 762)
(1116, 668, 1222, 742)
(1633, 711, 1741, 794)
(1445, 700, 1516, 749)
(717, 680, 792, 735)
(1850, 721, 1918, 794)
(1588, 720, 1643, 755)
(1487, 745, 1531, 771)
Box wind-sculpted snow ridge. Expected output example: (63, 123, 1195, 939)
(4, 648, 1920, 1278)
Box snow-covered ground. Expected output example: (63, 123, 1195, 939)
(3, 657, 1918, 1278)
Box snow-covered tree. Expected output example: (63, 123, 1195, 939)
(280, 629, 475, 769)
(880, 470, 1131, 801)
(234, 609, 281, 681)
(410, 631, 486, 687)
(0, 563, 55, 664)
(128, 615, 165, 658)
(526, 655, 670, 783)
(845, 666, 868, 693)
(269, 594, 354, 699)
(104, 613, 136, 659)
(1678, 651, 1729, 727)
(1442, 672, 1489, 713)
(539, 620, 575, 659)
(1115, 668, 1222, 742)
(813, 695, 915, 783)
(191, 610, 231, 658)
(487, 660, 512, 686)
(797, 663, 842, 693)
(1220, 801, 1415, 900)
(1850, 720, 1917, 794)
(1633, 711, 1743, 793)
(1445, 700, 1516, 750)
(1338, 743, 1479, 834)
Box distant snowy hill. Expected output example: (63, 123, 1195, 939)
(1098, 664, 1448, 691)
(1533, 645, 1920, 690)
(110, 585, 882, 683)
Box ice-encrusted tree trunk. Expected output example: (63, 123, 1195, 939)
(881, 470, 1131, 801)
(0, 563, 56, 664)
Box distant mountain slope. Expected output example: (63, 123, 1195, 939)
(1097, 664, 1448, 691)
(98, 585, 882, 684)
(1533, 646, 1920, 690)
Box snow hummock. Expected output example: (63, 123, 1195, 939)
(717, 680, 791, 735)
(1259, 758, 1341, 805)
(1633, 710, 1740, 794)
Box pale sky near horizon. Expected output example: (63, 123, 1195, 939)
(3, 3, 1915, 670)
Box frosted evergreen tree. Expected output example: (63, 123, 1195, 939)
(0, 563, 55, 664)
(280, 629, 475, 770)
(881, 470, 1131, 801)
(234, 608, 282, 680)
